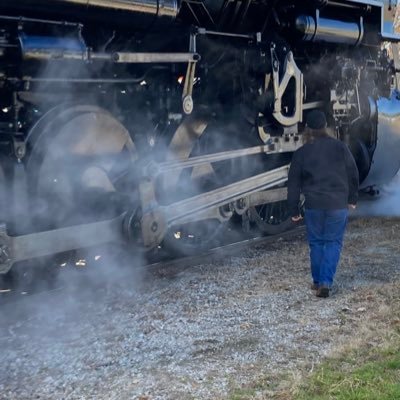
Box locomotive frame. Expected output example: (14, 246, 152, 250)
(0, 0, 400, 274)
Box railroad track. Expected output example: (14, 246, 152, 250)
(0, 225, 306, 307)
(146, 225, 306, 274)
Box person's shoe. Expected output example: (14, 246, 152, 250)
(311, 283, 319, 290)
(316, 285, 330, 298)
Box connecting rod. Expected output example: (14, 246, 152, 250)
(0, 165, 289, 273)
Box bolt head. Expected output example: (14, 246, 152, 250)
(151, 222, 158, 232)
(182, 96, 193, 115)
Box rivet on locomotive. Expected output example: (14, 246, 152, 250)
(0, 0, 399, 273)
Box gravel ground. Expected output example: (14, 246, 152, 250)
(0, 217, 400, 400)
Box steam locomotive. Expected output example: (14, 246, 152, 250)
(0, 0, 399, 274)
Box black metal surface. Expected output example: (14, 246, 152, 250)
(0, 0, 180, 22)
(0, 0, 398, 272)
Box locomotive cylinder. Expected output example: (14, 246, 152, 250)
(0, 0, 180, 20)
(295, 11, 363, 45)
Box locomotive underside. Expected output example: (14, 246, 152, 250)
(0, 0, 400, 274)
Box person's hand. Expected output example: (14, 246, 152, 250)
(348, 204, 356, 210)
(291, 215, 303, 222)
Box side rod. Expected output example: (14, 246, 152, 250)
(164, 165, 288, 225)
(0, 165, 289, 273)
(0, 215, 125, 274)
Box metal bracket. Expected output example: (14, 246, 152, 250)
(13, 138, 26, 160)
(195, 27, 261, 42)
(271, 46, 303, 126)
(138, 178, 167, 248)
(182, 32, 199, 115)
(182, 61, 196, 115)
(234, 197, 249, 215)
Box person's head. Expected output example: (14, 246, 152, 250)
(304, 110, 329, 143)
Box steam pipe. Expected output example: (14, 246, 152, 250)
(18, 33, 200, 63)
(22, 50, 200, 63)
(325, 1, 361, 10)
(0, 0, 180, 20)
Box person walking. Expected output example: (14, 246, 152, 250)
(287, 110, 359, 298)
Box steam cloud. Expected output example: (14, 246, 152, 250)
(356, 172, 400, 217)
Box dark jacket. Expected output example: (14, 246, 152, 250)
(287, 136, 359, 217)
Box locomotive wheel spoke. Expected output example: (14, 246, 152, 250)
(25, 104, 137, 240)
(250, 200, 294, 235)
(161, 115, 228, 256)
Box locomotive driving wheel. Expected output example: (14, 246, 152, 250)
(250, 199, 294, 235)
(160, 113, 228, 256)
(248, 151, 296, 235)
(25, 104, 137, 258)
(250, 191, 303, 235)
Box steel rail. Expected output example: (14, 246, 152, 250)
(145, 225, 306, 272)
(0, 225, 306, 307)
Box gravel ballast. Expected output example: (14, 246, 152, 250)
(1, 217, 399, 399)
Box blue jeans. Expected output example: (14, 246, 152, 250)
(304, 209, 348, 287)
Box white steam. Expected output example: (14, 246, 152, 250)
(356, 172, 400, 216)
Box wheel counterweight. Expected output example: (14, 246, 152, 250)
(26, 105, 137, 230)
